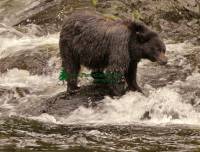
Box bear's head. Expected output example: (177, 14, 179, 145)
(129, 22, 168, 65)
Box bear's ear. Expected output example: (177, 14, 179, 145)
(136, 33, 148, 43)
(128, 21, 149, 33)
(136, 32, 158, 43)
(127, 21, 158, 43)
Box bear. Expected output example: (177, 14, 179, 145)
(59, 10, 168, 96)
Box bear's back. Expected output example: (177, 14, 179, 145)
(60, 10, 131, 69)
(61, 10, 129, 39)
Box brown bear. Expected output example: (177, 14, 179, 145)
(59, 10, 168, 96)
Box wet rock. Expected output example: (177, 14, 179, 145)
(18, 84, 111, 116)
(96, 0, 199, 42)
(0, 28, 59, 75)
(16, 24, 46, 37)
(0, 23, 24, 38)
(97, 0, 132, 18)
(0, 86, 31, 99)
(138, 43, 200, 89)
(0, 0, 62, 26)
(1, 0, 199, 41)
(141, 111, 151, 120)
(184, 49, 200, 72)
(0, 46, 58, 75)
(13, 0, 93, 28)
(178, 0, 200, 15)
(15, 87, 30, 97)
(0, 87, 14, 97)
(138, 63, 192, 89)
(0, 86, 31, 116)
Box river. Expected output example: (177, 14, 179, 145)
(0, 0, 200, 152)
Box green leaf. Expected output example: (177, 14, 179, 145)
(103, 14, 119, 20)
(59, 68, 68, 81)
(91, 0, 98, 6)
(132, 10, 141, 21)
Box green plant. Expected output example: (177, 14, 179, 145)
(91, 0, 98, 7)
(132, 10, 141, 21)
(59, 68, 68, 81)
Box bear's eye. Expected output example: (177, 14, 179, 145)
(159, 47, 166, 53)
(148, 47, 157, 55)
(163, 47, 166, 53)
(159, 42, 166, 53)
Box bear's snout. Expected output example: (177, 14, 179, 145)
(157, 52, 168, 65)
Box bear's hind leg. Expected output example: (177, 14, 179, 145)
(60, 43, 80, 94)
(59, 37, 80, 93)
(64, 62, 80, 94)
(63, 56, 80, 94)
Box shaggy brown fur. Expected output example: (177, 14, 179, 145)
(59, 10, 167, 96)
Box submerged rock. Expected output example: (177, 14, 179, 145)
(0, 0, 63, 26)
(18, 84, 111, 116)
(0, 23, 24, 38)
(0, 45, 58, 75)
(0, 24, 59, 75)
(16, 24, 46, 37)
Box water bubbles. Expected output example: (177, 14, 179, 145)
(57, 88, 199, 125)
(0, 28, 199, 126)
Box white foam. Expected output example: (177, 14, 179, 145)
(54, 87, 199, 125)
(30, 113, 61, 124)
(0, 33, 59, 59)
(0, 32, 199, 126)
(0, 68, 65, 95)
(29, 80, 200, 126)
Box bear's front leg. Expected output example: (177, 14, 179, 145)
(125, 61, 143, 93)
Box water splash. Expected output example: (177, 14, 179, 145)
(0, 27, 199, 126)
(56, 87, 199, 125)
(0, 33, 59, 59)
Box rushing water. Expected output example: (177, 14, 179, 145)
(0, 1, 200, 151)
(0, 24, 200, 152)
